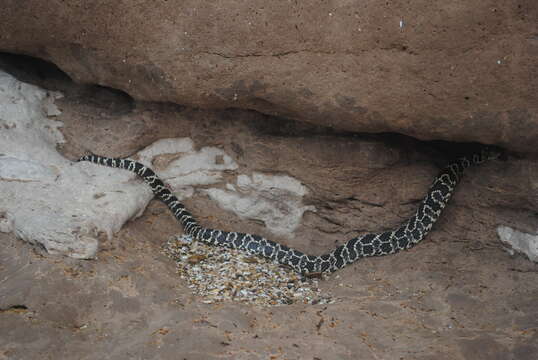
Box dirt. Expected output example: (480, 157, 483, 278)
(1, 214, 537, 359)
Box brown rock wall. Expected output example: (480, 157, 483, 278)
(0, 1, 536, 151)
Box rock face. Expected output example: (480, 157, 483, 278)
(0, 1, 536, 152)
(2, 63, 537, 262)
(0, 61, 537, 360)
(0, 70, 153, 258)
(497, 226, 538, 262)
(0, 71, 318, 257)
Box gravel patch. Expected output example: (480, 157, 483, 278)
(163, 235, 334, 306)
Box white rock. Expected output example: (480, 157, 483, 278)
(0, 70, 151, 258)
(204, 172, 315, 237)
(138, 137, 238, 199)
(497, 225, 538, 263)
(0, 69, 313, 257)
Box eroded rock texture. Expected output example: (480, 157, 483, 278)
(0, 70, 324, 257)
(0, 1, 536, 152)
(0, 70, 153, 258)
(1, 60, 535, 263)
(0, 44, 537, 360)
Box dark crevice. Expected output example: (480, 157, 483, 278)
(0, 305, 29, 313)
(0, 52, 135, 115)
(346, 196, 386, 208)
(75, 84, 135, 115)
(0, 52, 71, 91)
(246, 112, 505, 163)
(8, 305, 28, 310)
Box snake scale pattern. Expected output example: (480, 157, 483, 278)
(79, 148, 497, 274)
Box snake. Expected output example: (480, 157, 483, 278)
(78, 147, 499, 274)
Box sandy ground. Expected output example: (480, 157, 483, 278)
(2, 201, 537, 360)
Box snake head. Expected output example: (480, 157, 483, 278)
(77, 154, 95, 162)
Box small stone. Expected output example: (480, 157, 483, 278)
(187, 254, 207, 264)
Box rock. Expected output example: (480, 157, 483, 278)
(2, 219, 537, 359)
(0, 70, 316, 257)
(497, 226, 538, 262)
(1, 41, 536, 360)
(1, 62, 537, 262)
(204, 172, 315, 237)
(138, 138, 315, 238)
(0, 1, 536, 152)
(0, 70, 152, 258)
(137, 137, 239, 200)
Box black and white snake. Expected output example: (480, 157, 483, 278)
(79, 147, 499, 274)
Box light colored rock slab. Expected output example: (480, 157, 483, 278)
(0, 70, 152, 258)
(137, 137, 238, 199)
(205, 172, 315, 237)
(497, 225, 538, 263)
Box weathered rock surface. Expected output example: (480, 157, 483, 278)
(0, 41, 537, 360)
(498, 226, 538, 262)
(0, 70, 323, 256)
(2, 62, 537, 261)
(0, 71, 326, 258)
(0, 70, 152, 258)
(0, 1, 536, 152)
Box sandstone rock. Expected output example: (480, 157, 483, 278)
(1, 34, 537, 359)
(1, 59, 537, 262)
(0, 1, 536, 152)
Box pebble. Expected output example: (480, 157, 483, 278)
(163, 235, 334, 306)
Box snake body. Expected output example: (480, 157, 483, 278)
(79, 148, 497, 274)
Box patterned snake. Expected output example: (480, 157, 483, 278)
(79, 147, 498, 274)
